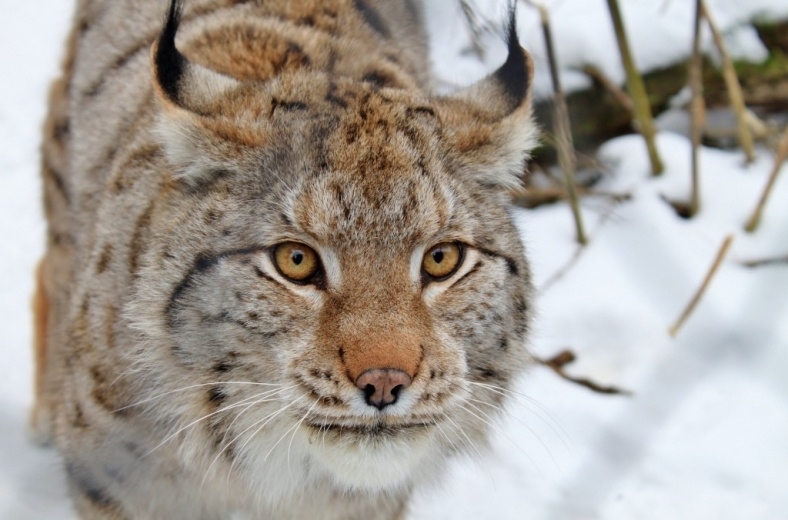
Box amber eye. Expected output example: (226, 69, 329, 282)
(273, 242, 320, 283)
(422, 242, 464, 280)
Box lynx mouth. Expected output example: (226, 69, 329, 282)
(304, 420, 434, 437)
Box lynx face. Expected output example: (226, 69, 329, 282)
(37, 0, 537, 515)
(125, 1, 537, 494)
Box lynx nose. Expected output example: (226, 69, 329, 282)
(355, 369, 412, 410)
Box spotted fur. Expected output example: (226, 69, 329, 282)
(32, 0, 537, 517)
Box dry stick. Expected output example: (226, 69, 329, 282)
(688, 0, 705, 218)
(582, 64, 634, 115)
(536, 350, 632, 396)
(459, 0, 487, 59)
(741, 255, 788, 268)
(669, 234, 734, 338)
(605, 0, 664, 176)
(701, 1, 755, 163)
(534, 3, 587, 244)
(745, 126, 788, 232)
(511, 186, 631, 209)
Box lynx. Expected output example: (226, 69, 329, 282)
(32, 0, 537, 517)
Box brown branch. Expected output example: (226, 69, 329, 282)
(741, 255, 788, 268)
(688, 0, 705, 218)
(536, 350, 632, 396)
(606, 0, 664, 176)
(745, 126, 788, 232)
(702, 1, 755, 163)
(669, 234, 734, 337)
(534, 3, 587, 245)
(511, 186, 632, 209)
(459, 0, 487, 59)
(582, 64, 634, 115)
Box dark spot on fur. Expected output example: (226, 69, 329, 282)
(361, 70, 398, 89)
(42, 157, 70, 204)
(325, 82, 348, 108)
(66, 462, 124, 514)
(128, 203, 154, 278)
(167, 247, 267, 329)
(477, 367, 501, 380)
(271, 98, 309, 116)
(354, 0, 390, 37)
(53, 119, 70, 142)
(72, 402, 89, 429)
(96, 243, 113, 274)
(208, 386, 226, 406)
(320, 396, 343, 407)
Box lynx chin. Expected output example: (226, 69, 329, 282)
(31, 0, 537, 517)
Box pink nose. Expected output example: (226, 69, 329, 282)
(355, 369, 412, 410)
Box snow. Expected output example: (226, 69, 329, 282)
(426, 0, 788, 97)
(2, 0, 788, 518)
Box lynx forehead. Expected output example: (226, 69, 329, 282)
(32, 0, 537, 517)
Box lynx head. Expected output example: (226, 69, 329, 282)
(132, 0, 535, 495)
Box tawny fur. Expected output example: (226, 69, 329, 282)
(33, 0, 537, 518)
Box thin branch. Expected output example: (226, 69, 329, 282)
(532, 2, 587, 244)
(582, 64, 634, 115)
(688, 0, 705, 218)
(669, 234, 734, 338)
(536, 350, 632, 396)
(702, 1, 755, 163)
(511, 186, 631, 209)
(745, 126, 788, 232)
(605, 0, 664, 176)
(459, 0, 487, 59)
(740, 255, 788, 268)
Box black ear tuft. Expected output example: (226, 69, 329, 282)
(155, 0, 186, 104)
(495, 1, 529, 108)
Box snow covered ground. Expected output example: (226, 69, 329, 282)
(2, 0, 787, 518)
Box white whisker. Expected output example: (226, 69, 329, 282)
(468, 381, 572, 449)
(463, 400, 547, 477)
(115, 381, 286, 413)
(144, 388, 286, 457)
(443, 415, 483, 460)
(200, 385, 297, 490)
(286, 399, 322, 478)
(467, 396, 558, 467)
(226, 395, 306, 486)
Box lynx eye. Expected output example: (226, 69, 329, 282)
(273, 242, 320, 283)
(422, 242, 464, 281)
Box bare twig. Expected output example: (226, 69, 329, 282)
(669, 234, 734, 337)
(745, 126, 788, 232)
(605, 0, 664, 176)
(688, 0, 705, 218)
(741, 255, 788, 268)
(531, 2, 587, 244)
(582, 64, 634, 115)
(702, 1, 755, 163)
(536, 350, 632, 396)
(511, 186, 631, 209)
(459, 0, 488, 59)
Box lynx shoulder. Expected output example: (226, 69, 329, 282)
(32, 0, 537, 517)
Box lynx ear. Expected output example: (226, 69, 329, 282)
(151, 0, 249, 184)
(151, 0, 239, 111)
(436, 8, 537, 190)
